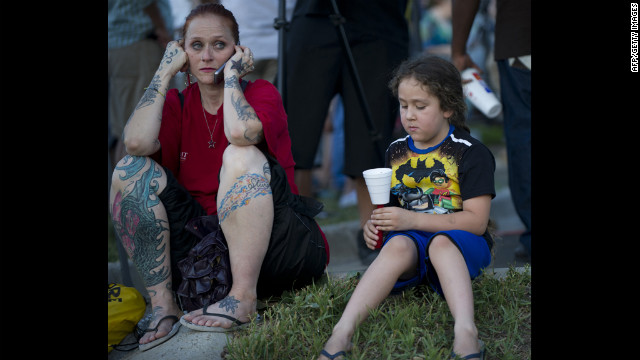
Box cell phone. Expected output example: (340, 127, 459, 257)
(214, 43, 240, 84)
(214, 61, 226, 84)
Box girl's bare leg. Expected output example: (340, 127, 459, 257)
(428, 235, 480, 356)
(318, 235, 418, 359)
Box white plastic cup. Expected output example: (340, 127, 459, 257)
(461, 68, 502, 118)
(362, 168, 392, 205)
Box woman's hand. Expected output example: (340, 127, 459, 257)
(158, 39, 188, 77)
(224, 45, 255, 80)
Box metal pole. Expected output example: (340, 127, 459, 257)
(274, 0, 288, 104)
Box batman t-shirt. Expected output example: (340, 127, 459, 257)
(385, 125, 496, 244)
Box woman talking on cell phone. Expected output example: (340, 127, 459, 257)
(109, 3, 329, 351)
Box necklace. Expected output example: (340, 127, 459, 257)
(201, 100, 219, 149)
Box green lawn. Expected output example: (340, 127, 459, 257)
(224, 266, 531, 359)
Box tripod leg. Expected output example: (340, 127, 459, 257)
(328, 0, 384, 165)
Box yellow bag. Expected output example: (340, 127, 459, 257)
(108, 283, 147, 353)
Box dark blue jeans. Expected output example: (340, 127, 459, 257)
(497, 59, 531, 256)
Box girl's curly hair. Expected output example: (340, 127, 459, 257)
(388, 55, 470, 133)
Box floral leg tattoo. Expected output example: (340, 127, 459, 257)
(111, 156, 170, 288)
(217, 172, 272, 224)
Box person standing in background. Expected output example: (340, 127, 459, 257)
(108, 0, 174, 171)
(451, 0, 531, 260)
(222, 0, 296, 84)
(284, 0, 409, 263)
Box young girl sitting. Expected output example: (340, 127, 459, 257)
(318, 55, 495, 360)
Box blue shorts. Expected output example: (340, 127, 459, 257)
(384, 230, 492, 296)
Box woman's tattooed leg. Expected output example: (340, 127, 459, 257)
(217, 172, 272, 224)
(110, 155, 170, 288)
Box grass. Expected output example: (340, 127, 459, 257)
(224, 265, 531, 359)
(314, 190, 360, 227)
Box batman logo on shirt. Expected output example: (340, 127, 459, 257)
(394, 157, 446, 185)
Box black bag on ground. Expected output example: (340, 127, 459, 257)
(175, 155, 328, 312)
(176, 214, 231, 312)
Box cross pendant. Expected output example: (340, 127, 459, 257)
(208, 140, 215, 148)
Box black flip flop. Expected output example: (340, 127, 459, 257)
(138, 315, 181, 352)
(180, 306, 259, 333)
(320, 349, 347, 359)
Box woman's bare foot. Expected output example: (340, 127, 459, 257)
(182, 293, 257, 329)
(139, 303, 183, 345)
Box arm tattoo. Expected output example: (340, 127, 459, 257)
(230, 92, 263, 142)
(110, 156, 170, 287)
(217, 173, 272, 224)
(158, 47, 179, 71)
(230, 57, 252, 76)
(230, 58, 243, 73)
(224, 74, 240, 89)
(230, 92, 258, 123)
(136, 75, 162, 110)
